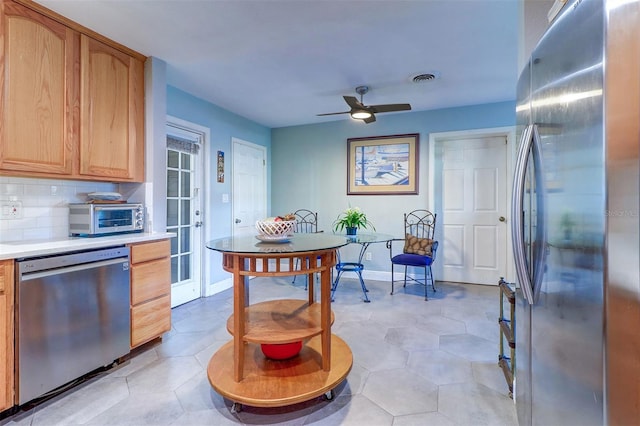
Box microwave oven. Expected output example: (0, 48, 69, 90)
(69, 203, 144, 237)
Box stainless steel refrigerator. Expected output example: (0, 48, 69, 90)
(512, 0, 640, 425)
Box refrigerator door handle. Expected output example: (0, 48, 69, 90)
(530, 125, 546, 303)
(512, 124, 536, 305)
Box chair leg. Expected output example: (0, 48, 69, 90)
(390, 263, 395, 295)
(292, 258, 300, 284)
(403, 266, 408, 288)
(428, 265, 436, 292)
(423, 265, 428, 301)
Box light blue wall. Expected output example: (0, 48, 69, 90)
(271, 101, 515, 272)
(164, 87, 514, 287)
(166, 86, 271, 286)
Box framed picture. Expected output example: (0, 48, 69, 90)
(347, 133, 419, 195)
(217, 150, 224, 183)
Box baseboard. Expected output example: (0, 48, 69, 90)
(349, 269, 415, 282)
(205, 269, 418, 297)
(206, 276, 233, 296)
(361, 269, 392, 282)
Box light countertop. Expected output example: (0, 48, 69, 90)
(0, 232, 176, 260)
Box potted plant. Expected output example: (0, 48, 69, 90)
(333, 207, 375, 235)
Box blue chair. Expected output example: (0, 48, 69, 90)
(387, 210, 437, 300)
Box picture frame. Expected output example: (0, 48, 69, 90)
(347, 133, 419, 195)
(217, 150, 224, 183)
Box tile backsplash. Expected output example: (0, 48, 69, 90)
(0, 177, 120, 242)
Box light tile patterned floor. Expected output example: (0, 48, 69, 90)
(1, 277, 517, 426)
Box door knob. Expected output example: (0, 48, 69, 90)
(235, 218, 241, 224)
(499, 216, 506, 222)
(195, 221, 202, 228)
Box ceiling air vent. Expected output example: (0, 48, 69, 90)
(412, 73, 437, 83)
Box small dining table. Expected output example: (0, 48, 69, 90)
(204, 232, 353, 411)
(331, 232, 395, 303)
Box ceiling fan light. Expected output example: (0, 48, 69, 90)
(351, 110, 372, 120)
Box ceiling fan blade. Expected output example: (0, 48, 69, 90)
(364, 114, 377, 124)
(369, 103, 412, 113)
(343, 96, 364, 109)
(316, 111, 350, 116)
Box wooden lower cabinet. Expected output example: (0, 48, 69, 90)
(131, 294, 171, 349)
(0, 260, 15, 411)
(129, 240, 171, 348)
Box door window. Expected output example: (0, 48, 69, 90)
(166, 130, 202, 307)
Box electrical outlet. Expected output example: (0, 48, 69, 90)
(365, 252, 372, 261)
(1, 200, 22, 219)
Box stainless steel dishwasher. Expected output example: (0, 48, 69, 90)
(16, 246, 130, 405)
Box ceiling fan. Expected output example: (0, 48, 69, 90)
(317, 85, 412, 123)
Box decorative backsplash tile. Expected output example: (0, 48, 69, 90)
(0, 177, 118, 243)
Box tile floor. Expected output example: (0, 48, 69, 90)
(1, 277, 518, 426)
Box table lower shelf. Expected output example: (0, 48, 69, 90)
(207, 334, 352, 408)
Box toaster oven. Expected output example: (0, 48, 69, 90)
(69, 203, 144, 237)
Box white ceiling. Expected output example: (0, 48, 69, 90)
(35, 0, 536, 129)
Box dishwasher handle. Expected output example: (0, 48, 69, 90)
(19, 257, 129, 282)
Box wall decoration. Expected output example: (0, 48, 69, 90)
(217, 150, 225, 183)
(347, 133, 419, 195)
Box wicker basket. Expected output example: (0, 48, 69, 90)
(255, 220, 296, 236)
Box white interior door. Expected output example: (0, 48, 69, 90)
(232, 138, 267, 236)
(441, 136, 508, 284)
(166, 121, 205, 307)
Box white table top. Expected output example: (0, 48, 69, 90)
(0, 232, 175, 260)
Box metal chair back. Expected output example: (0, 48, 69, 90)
(291, 209, 319, 289)
(293, 209, 318, 234)
(404, 209, 436, 240)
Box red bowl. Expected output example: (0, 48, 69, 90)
(260, 341, 303, 360)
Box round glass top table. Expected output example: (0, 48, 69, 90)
(340, 232, 395, 244)
(206, 232, 349, 254)
(204, 232, 353, 411)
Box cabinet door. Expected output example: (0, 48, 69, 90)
(131, 294, 171, 348)
(131, 239, 170, 264)
(131, 257, 171, 305)
(129, 240, 171, 349)
(79, 34, 144, 182)
(0, 1, 78, 175)
(0, 260, 15, 411)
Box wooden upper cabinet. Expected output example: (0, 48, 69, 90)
(79, 35, 144, 182)
(0, 0, 145, 182)
(0, 1, 78, 175)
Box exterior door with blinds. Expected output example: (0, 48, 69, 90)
(166, 125, 204, 307)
